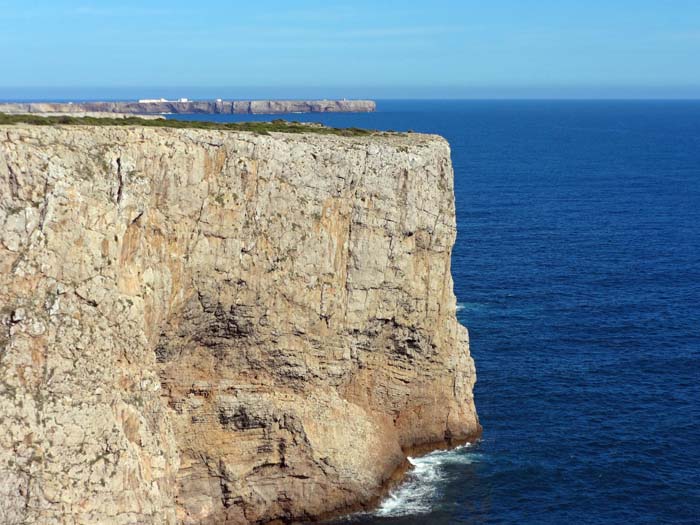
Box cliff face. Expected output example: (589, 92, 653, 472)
(0, 99, 376, 115)
(0, 125, 478, 524)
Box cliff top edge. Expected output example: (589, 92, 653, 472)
(0, 113, 446, 144)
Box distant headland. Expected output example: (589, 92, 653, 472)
(0, 98, 376, 115)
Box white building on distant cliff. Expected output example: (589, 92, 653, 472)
(138, 98, 190, 103)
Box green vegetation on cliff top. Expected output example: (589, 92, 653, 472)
(0, 113, 375, 137)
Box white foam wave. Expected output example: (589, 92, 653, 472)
(456, 302, 486, 313)
(375, 444, 478, 517)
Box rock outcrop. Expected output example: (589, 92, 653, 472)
(0, 124, 478, 524)
(0, 99, 376, 116)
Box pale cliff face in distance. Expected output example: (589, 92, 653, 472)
(0, 99, 377, 115)
(0, 124, 478, 524)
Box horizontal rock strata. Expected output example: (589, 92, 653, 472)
(0, 124, 478, 524)
(0, 99, 376, 115)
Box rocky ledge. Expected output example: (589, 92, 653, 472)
(0, 124, 479, 524)
(0, 99, 376, 116)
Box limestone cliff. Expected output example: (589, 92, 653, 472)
(0, 99, 376, 116)
(0, 124, 479, 524)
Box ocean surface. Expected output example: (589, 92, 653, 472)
(172, 101, 700, 524)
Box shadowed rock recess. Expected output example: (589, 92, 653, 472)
(0, 125, 479, 524)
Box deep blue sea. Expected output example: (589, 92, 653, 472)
(172, 101, 700, 524)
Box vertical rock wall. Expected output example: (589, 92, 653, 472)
(0, 125, 478, 524)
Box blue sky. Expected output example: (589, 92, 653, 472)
(2, 0, 700, 98)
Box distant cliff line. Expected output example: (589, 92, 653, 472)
(0, 99, 376, 115)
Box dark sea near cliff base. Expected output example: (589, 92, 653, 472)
(171, 101, 700, 525)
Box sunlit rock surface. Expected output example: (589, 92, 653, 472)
(0, 125, 478, 524)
